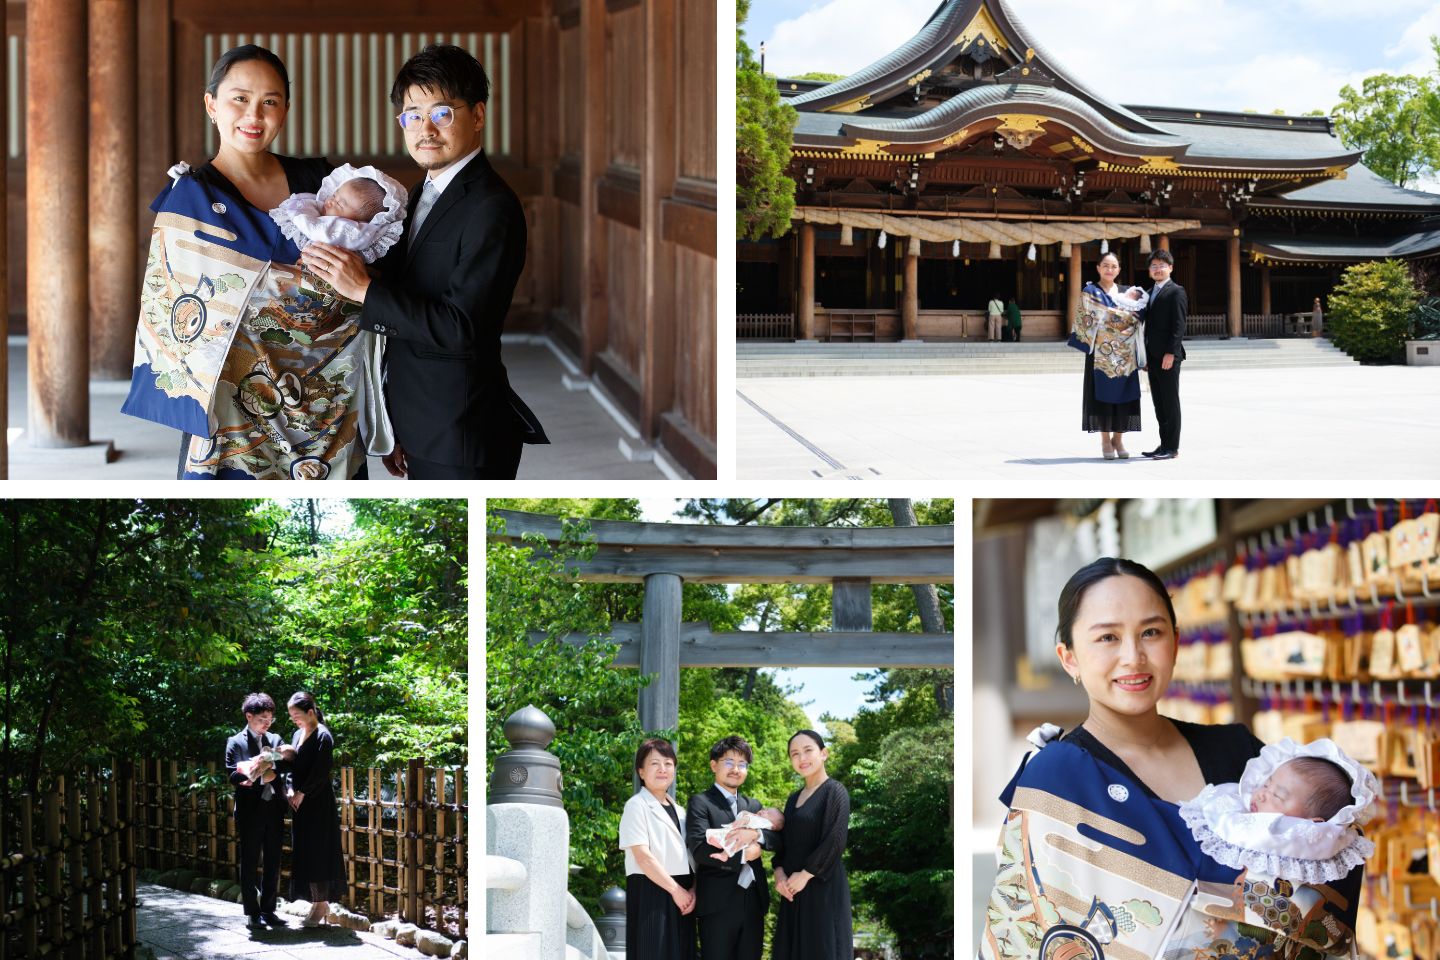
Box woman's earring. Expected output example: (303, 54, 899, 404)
(1071, 673, 1079, 685)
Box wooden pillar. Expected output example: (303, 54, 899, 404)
(638, 0, 676, 440)
(832, 578, 873, 631)
(639, 572, 682, 778)
(902, 242, 918, 340)
(797, 222, 815, 339)
(90, 0, 138, 380)
(1227, 233, 1242, 338)
(1158, 234, 1170, 252)
(578, 0, 608, 371)
(27, 0, 90, 447)
(1066, 244, 1082, 335)
(1260, 264, 1272, 317)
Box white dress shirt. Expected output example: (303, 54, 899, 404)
(619, 789, 694, 877)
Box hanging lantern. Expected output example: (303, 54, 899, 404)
(878, 230, 887, 249)
(1060, 240, 1072, 257)
(1100, 237, 1109, 255)
(988, 241, 1001, 259)
(1139, 234, 1152, 255)
(952, 239, 960, 258)
(840, 224, 854, 246)
(1026, 243, 1037, 262)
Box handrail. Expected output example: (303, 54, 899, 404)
(487, 854, 527, 892)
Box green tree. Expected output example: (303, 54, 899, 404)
(792, 72, 845, 82)
(737, 0, 798, 240)
(846, 723, 955, 958)
(1326, 259, 1422, 363)
(1332, 72, 1440, 187)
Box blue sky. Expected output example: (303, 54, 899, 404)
(743, 0, 1440, 118)
(637, 499, 876, 732)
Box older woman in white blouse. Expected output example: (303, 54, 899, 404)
(619, 738, 696, 960)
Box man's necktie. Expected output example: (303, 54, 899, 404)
(408, 179, 441, 251)
(249, 733, 273, 801)
(730, 795, 755, 889)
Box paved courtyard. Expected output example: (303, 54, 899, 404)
(737, 365, 1440, 487)
(136, 883, 422, 960)
(5, 337, 666, 481)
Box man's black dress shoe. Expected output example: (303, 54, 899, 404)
(247, 915, 265, 931)
(1142, 447, 1164, 457)
(262, 913, 288, 927)
(1150, 449, 1179, 460)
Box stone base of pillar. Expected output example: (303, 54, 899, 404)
(618, 436, 656, 462)
(11, 438, 117, 464)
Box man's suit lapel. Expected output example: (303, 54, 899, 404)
(404, 153, 488, 269)
(708, 784, 734, 823)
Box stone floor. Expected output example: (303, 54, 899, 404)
(736, 364, 1440, 487)
(136, 883, 418, 960)
(5, 336, 666, 481)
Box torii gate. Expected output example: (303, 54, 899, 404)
(492, 510, 955, 735)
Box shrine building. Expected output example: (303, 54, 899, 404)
(736, 0, 1440, 343)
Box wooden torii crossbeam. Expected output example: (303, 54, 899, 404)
(492, 510, 955, 736)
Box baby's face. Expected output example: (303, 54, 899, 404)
(321, 182, 375, 221)
(1126, 288, 1142, 300)
(1249, 762, 1317, 819)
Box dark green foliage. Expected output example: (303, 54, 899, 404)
(1, 499, 467, 810)
(845, 723, 955, 959)
(737, 0, 798, 240)
(1412, 296, 1440, 340)
(1326, 259, 1421, 363)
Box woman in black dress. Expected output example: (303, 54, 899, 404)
(1078, 251, 1143, 459)
(618, 738, 695, 960)
(285, 691, 346, 925)
(773, 729, 851, 960)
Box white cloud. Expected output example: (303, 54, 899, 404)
(766, 0, 933, 77)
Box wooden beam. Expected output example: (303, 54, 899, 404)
(491, 510, 954, 583)
(832, 578, 872, 631)
(531, 624, 954, 668)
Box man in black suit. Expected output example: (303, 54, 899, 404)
(1142, 249, 1187, 460)
(224, 693, 288, 929)
(302, 43, 546, 479)
(685, 736, 781, 960)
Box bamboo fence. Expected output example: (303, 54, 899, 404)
(3, 757, 466, 957)
(0, 765, 137, 960)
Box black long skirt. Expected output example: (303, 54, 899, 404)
(289, 786, 347, 902)
(625, 872, 695, 960)
(1081, 352, 1142, 433)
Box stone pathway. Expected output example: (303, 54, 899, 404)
(736, 364, 1440, 485)
(136, 883, 418, 960)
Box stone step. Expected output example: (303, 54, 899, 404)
(737, 338, 1358, 376)
(486, 933, 543, 960)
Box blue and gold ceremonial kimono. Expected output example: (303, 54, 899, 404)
(980, 737, 1360, 960)
(121, 174, 387, 479)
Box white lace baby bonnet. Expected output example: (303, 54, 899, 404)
(1178, 737, 1377, 884)
(269, 163, 409, 263)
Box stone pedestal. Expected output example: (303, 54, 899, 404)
(487, 804, 570, 960)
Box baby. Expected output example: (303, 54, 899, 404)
(706, 807, 785, 859)
(1179, 738, 1376, 885)
(235, 744, 297, 785)
(269, 162, 408, 265)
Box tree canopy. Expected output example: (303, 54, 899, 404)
(1, 499, 467, 813)
(1331, 41, 1440, 188)
(737, 0, 798, 241)
(486, 498, 954, 957)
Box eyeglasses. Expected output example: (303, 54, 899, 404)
(396, 105, 458, 130)
(720, 760, 750, 771)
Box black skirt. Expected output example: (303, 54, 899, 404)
(1081, 352, 1142, 434)
(625, 872, 695, 960)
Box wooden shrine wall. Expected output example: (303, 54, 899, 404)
(551, 0, 717, 477)
(5, 0, 716, 477)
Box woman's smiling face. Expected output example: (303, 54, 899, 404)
(205, 59, 288, 155)
(788, 735, 827, 777)
(1057, 574, 1176, 716)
